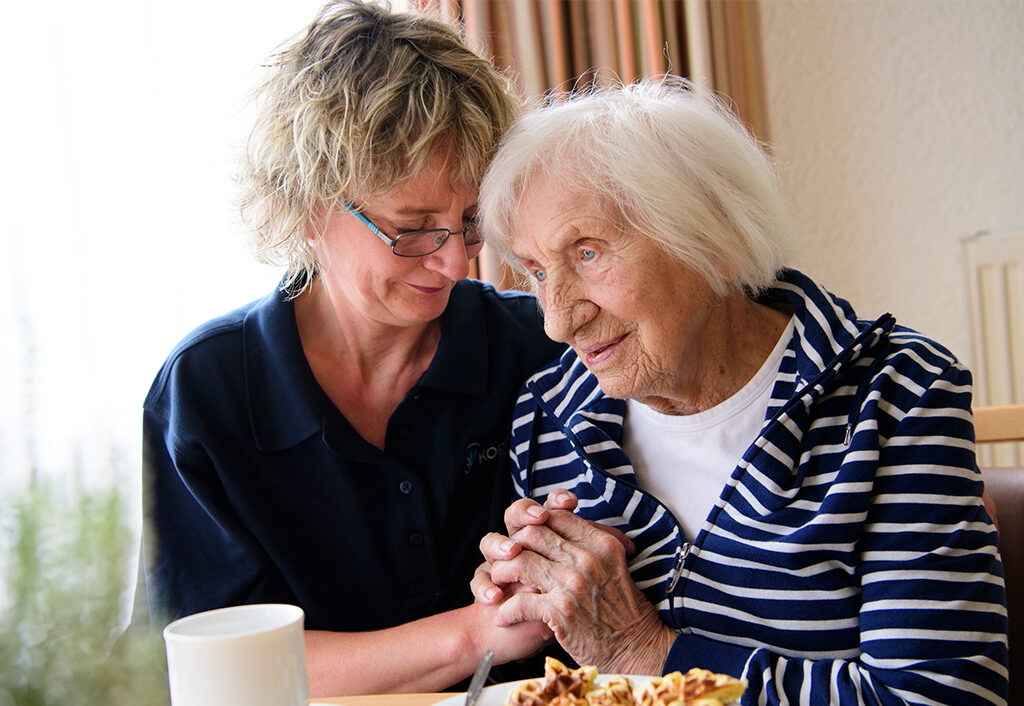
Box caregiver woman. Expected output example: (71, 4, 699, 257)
(473, 79, 1008, 704)
(141, 0, 563, 696)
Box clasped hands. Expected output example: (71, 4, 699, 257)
(471, 490, 676, 675)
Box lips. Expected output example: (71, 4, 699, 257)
(579, 337, 623, 367)
(408, 283, 447, 295)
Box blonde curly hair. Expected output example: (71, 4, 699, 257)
(239, 0, 520, 293)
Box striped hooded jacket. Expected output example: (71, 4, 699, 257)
(509, 269, 1007, 705)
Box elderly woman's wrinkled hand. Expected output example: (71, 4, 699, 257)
(471, 491, 579, 605)
(472, 491, 635, 605)
(478, 501, 675, 675)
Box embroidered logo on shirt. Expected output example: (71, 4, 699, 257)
(465, 442, 505, 473)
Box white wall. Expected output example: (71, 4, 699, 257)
(758, 0, 1024, 367)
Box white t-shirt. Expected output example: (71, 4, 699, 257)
(622, 317, 795, 541)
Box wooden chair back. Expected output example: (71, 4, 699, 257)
(974, 404, 1024, 443)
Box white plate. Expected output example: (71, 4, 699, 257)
(431, 675, 654, 706)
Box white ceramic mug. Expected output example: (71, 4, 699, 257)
(163, 603, 308, 706)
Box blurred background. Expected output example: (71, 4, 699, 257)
(0, 0, 325, 492)
(1, 0, 1022, 584)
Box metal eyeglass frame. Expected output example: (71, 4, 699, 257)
(340, 200, 482, 258)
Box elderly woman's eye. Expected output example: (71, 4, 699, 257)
(580, 248, 597, 261)
(533, 269, 547, 282)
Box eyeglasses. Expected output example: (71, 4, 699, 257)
(341, 201, 484, 258)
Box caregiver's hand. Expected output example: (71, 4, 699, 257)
(475, 496, 673, 674)
(472, 491, 634, 605)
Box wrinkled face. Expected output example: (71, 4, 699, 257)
(313, 150, 478, 329)
(510, 177, 722, 405)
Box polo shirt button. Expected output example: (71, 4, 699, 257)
(408, 532, 424, 546)
(399, 480, 414, 494)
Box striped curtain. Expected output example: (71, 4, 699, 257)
(414, 0, 768, 286)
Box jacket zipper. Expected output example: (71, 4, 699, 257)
(666, 542, 691, 594)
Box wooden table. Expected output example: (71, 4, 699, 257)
(312, 693, 452, 705)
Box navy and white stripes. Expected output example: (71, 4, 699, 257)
(508, 269, 1007, 705)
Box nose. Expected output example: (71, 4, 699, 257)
(422, 230, 471, 281)
(543, 300, 573, 343)
(541, 275, 590, 344)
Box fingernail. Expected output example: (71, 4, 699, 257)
(485, 588, 501, 602)
(501, 539, 516, 554)
(554, 491, 571, 504)
(527, 505, 545, 518)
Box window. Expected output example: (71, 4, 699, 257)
(0, 1, 327, 493)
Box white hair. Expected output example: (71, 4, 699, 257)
(479, 77, 795, 296)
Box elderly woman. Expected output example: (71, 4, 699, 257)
(140, 0, 563, 696)
(473, 79, 1008, 704)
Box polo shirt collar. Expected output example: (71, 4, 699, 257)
(244, 280, 490, 452)
(244, 287, 321, 452)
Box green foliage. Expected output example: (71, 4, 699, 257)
(0, 481, 170, 706)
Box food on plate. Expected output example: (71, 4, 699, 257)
(506, 656, 597, 705)
(504, 657, 745, 706)
(585, 676, 636, 705)
(636, 669, 746, 706)
(505, 678, 547, 706)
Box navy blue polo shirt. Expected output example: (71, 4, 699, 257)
(142, 279, 564, 631)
